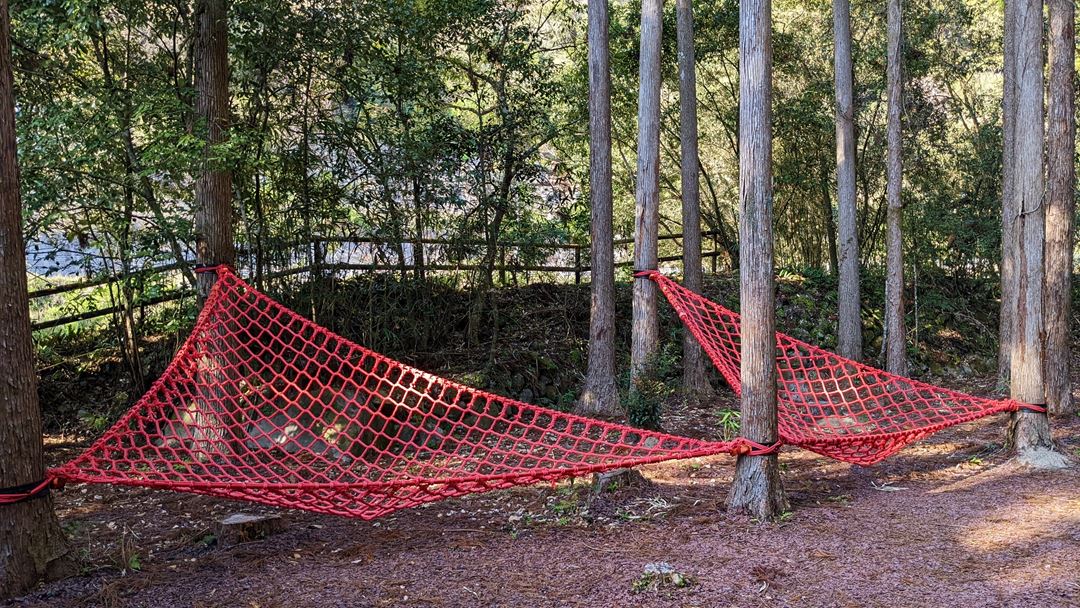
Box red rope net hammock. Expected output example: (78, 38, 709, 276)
(49, 268, 1032, 518)
(637, 270, 1035, 465)
(50, 268, 765, 519)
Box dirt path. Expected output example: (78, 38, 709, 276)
(8, 395, 1080, 607)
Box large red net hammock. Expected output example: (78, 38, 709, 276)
(637, 270, 1036, 465)
(47, 268, 1034, 518)
(48, 268, 766, 519)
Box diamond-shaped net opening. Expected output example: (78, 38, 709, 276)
(644, 271, 1021, 465)
(51, 268, 741, 519)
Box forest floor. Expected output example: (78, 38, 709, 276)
(8, 370, 1080, 608)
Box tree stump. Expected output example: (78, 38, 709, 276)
(215, 513, 285, 546)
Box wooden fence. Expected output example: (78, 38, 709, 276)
(28, 231, 729, 331)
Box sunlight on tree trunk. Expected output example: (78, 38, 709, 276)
(1006, 0, 1067, 469)
(728, 0, 788, 520)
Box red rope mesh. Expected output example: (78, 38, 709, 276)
(638, 270, 1030, 465)
(50, 267, 756, 520)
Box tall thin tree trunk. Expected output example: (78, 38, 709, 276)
(412, 177, 426, 281)
(676, 0, 709, 398)
(998, 0, 1018, 386)
(833, 0, 861, 360)
(884, 0, 906, 375)
(1007, 0, 1067, 469)
(818, 163, 839, 274)
(191, 0, 234, 457)
(1044, 0, 1075, 416)
(0, 0, 71, 595)
(577, 0, 621, 417)
(728, 0, 788, 520)
(194, 0, 234, 301)
(630, 0, 662, 384)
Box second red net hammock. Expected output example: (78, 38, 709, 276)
(48, 268, 1034, 519)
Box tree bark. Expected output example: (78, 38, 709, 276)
(728, 0, 788, 520)
(883, 0, 906, 375)
(676, 0, 709, 399)
(577, 0, 621, 417)
(1007, 0, 1067, 469)
(630, 0, 662, 384)
(0, 0, 71, 596)
(833, 0, 861, 360)
(1044, 0, 1075, 416)
(998, 0, 1018, 386)
(194, 0, 234, 302)
(191, 0, 234, 457)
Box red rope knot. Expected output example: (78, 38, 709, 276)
(730, 438, 783, 457)
(1004, 399, 1047, 414)
(633, 269, 660, 280)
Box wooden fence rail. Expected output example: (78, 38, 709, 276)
(28, 231, 728, 330)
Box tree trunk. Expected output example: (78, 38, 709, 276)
(0, 0, 71, 596)
(833, 0, 861, 360)
(630, 0, 662, 384)
(728, 0, 788, 520)
(577, 0, 621, 417)
(1044, 0, 1075, 416)
(412, 176, 426, 282)
(998, 0, 1018, 386)
(1007, 0, 1067, 469)
(191, 0, 234, 457)
(883, 0, 906, 376)
(676, 0, 710, 399)
(194, 0, 234, 302)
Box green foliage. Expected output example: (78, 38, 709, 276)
(15, 0, 1025, 434)
(715, 408, 740, 441)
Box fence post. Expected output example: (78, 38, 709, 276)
(574, 246, 581, 284)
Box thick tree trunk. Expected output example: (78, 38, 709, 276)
(577, 0, 621, 417)
(1007, 0, 1067, 469)
(883, 0, 906, 375)
(1044, 0, 1075, 416)
(833, 0, 861, 360)
(194, 0, 234, 301)
(630, 0, 662, 384)
(728, 0, 788, 520)
(676, 0, 709, 399)
(0, 0, 71, 596)
(998, 0, 1018, 386)
(191, 0, 235, 457)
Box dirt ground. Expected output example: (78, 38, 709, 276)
(7, 374, 1080, 608)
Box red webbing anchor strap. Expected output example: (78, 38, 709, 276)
(0, 478, 61, 506)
